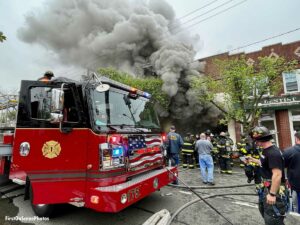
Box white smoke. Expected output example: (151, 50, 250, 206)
(18, 0, 222, 129)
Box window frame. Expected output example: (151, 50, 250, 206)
(282, 69, 300, 94)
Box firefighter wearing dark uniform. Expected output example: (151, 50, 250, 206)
(217, 132, 232, 174)
(210, 135, 218, 165)
(248, 126, 288, 225)
(244, 141, 262, 185)
(237, 133, 248, 168)
(225, 132, 235, 167)
(181, 134, 195, 169)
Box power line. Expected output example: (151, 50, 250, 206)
(177, 0, 222, 20)
(172, 0, 235, 31)
(174, 0, 248, 34)
(228, 27, 300, 52)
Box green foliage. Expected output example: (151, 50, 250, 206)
(97, 67, 170, 109)
(0, 32, 6, 42)
(191, 55, 297, 133)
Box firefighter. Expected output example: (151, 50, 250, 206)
(244, 141, 262, 184)
(237, 133, 248, 168)
(247, 126, 288, 225)
(225, 132, 235, 167)
(38, 71, 54, 81)
(181, 133, 195, 169)
(217, 132, 232, 174)
(211, 133, 219, 165)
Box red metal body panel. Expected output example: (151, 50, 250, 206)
(11, 128, 89, 172)
(9, 127, 174, 211)
(10, 128, 91, 204)
(31, 181, 86, 204)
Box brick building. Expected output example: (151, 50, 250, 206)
(199, 40, 300, 150)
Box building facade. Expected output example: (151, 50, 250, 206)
(199, 41, 300, 150)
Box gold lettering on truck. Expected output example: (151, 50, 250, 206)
(42, 140, 61, 159)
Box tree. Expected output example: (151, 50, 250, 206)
(191, 56, 297, 133)
(0, 32, 6, 42)
(93, 67, 170, 109)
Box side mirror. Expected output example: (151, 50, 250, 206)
(96, 84, 110, 92)
(51, 88, 64, 112)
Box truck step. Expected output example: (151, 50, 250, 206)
(0, 183, 24, 196)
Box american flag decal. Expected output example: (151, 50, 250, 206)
(128, 135, 161, 152)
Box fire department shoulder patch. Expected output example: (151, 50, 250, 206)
(42, 140, 61, 159)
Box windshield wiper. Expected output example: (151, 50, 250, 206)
(123, 95, 137, 125)
(106, 124, 117, 131)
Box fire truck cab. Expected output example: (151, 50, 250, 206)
(0, 75, 177, 217)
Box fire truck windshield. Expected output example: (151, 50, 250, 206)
(91, 88, 160, 130)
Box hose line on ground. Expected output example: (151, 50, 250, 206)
(167, 193, 257, 225)
(166, 168, 235, 225)
(168, 183, 255, 189)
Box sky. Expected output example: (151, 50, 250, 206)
(1, 0, 300, 91)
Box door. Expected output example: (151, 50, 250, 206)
(11, 81, 88, 204)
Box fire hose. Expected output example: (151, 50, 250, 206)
(168, 183, 255, 189)
(167, 192, 257, 225)
(165, 167, 256, 225)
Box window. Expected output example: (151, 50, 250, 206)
(283, 69, 300, 93)
(91, 88, 160, 129)
(30, 87, 52, 120)
(30, 86, 79, 122)
(247, 77, 270, 97)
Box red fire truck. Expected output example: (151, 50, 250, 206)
(0, 75, 177, 217)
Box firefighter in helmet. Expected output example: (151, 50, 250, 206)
(217, 132, 232, 174)
(38, 71, 54, 81)
(238, 132, 262, 184)
(245, 140, 262, 184)
(181, 133, 195, 169)
(211, 133, 219, 165)
(237, 133, 248, 168)
(225, 132, 235, 167)
(247, 126, 288, 225)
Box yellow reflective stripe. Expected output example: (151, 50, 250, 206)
(183, 143, 193, 146)
(182, 150, 194, 153)
(241, 149, 247, 154)
(237, 143, 246, 146)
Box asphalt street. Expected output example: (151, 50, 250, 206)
(1, 166, 300, 225)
